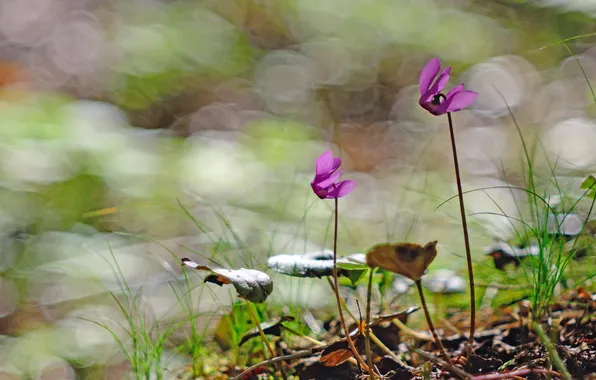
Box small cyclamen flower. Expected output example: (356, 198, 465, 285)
(418, 57, 478, 116)
(311, 150, 355, 199)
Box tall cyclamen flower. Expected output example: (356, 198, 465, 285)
(418, 57, 478, 116)
(310, 150, 355, 199)
(310, 149, 372, 375)
(418, 57, 478, 359)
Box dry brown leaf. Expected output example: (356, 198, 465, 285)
(365, 241, 438, 281)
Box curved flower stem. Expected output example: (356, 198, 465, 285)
(415, 280, 453, 367)
(446, 111, 476, 357)
(332, 197, 373, 376)
(365, 268, 375, 374)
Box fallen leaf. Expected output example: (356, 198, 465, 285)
(319, 335, 365, 367)
(365, 241, 438, 281)
(181, 258, 273, 303)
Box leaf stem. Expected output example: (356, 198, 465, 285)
(246, 302, 288, 380)
(446, 111, 476, 357)
(332, 197, 373, 376)
(533, 322, 571, 380)
(415, 280, 453, 367)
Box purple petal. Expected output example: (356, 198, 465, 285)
(419, 58, 440, 96)
(426, 66, 451, 96)
(310, 182, 328, 199)
(327, 180, 356, 198)
(315, 150, 335, 176)
(444, 89, 478, 113)
(316, 169, 343, 189)
(446, 84, 464, 98)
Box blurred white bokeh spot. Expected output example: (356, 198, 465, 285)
(64, 100, 129, 152)
(56, 306, 127, 364)
(465, 55, 537, 117)
(47, 12, 108, 75)
(181, 134, 267, 203)
(254, 60, 316, 114)
(190, 102, 241, 132)
(1, 140, 76, 185)
(100, 144, 163, 197)
(543, 117, 596, 172)
(300, 38, 352, 85)
(461, 177, 527, 240)
(458, 126, 508, 176)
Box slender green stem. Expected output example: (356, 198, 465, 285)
(415, 280, 453, 367)
(446, 111, 476, 357)
(246, 302, 288, 380)
(533, 323, 571, 380)
(365, 268, 375, 375)
(332, 197, 373, 375)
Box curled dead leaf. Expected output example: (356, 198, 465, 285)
(181, 258, 273, 303)
(365, 241, 438, 281)
(319, 334, 365, 367)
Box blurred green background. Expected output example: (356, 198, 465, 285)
(1, 0, 596, 378)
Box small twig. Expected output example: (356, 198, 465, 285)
(472, 368, 561, 380)
(415, 280, 454, 367)
(365, 268, 375, 377)
(246, 302, 288, 380)
(230, 350, 313, 380)
(412, 348, 471, 379)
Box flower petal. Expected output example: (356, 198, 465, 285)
(444, 89, 478, 113)
(327, 180, 356, 198)
(315, 150, 335, 176)
(316, 169, 343, 189)
(310, 182, 328, 199)
(426, 66, 451, 96)
(446, 84, 464, 98)
(419, 58, 441, 96)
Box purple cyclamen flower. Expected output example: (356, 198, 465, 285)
(311, 150, 355, 199)
(418, 57, 478, 116)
